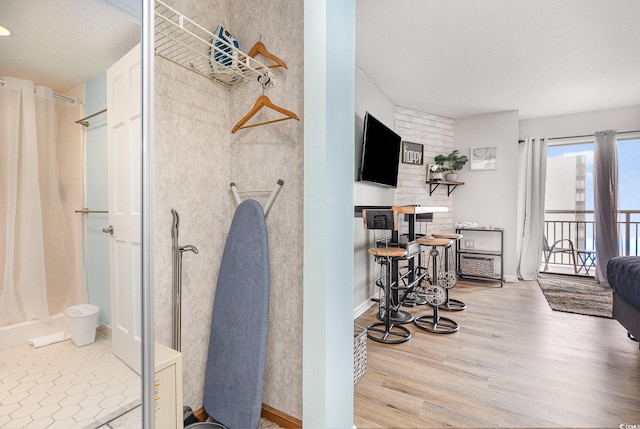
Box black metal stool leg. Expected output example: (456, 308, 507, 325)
(367, 257, 411, 344)
(402, 257, 428, 307)
(414, 244, 459, 334)
(439, 242, 466, 312)
(442, 289, 466, 311)
(413, 303, 459, 334)
(376, 257, 413, 324)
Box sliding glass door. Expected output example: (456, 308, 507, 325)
(617, 138, 640, 256)
(543, 137, 640, 275)
(544, 141, 594, 274)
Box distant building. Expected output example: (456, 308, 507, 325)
(545, 154, 588, 249)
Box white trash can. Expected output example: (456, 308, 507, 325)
(65, 304, 100, 347)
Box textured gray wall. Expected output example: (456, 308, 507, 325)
(153, 0, 303, 418)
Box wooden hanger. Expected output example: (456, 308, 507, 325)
(247, 41, 288, 70)
(231, 95, 299, 133)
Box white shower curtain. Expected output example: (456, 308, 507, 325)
(0, 77, 83, 326)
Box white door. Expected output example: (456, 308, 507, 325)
(107, 43, 142, 374)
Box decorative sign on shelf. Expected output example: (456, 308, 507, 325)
(402, 141, 423, 165)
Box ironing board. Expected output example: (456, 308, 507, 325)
(203, 199, 270, 429)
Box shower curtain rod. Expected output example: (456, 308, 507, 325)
(0, 78, 77, 104)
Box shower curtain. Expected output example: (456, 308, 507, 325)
(0, 76, 83, 326)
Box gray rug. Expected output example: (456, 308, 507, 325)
(537, 274, 613, 318)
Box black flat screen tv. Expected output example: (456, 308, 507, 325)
(358, 112, 402, 187)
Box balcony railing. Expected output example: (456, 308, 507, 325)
(543, 210, 640, 275)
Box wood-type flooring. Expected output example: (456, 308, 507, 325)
(354, 279, 640, 428)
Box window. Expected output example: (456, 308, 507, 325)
(545, 142, 594, 267)
(617, 138, 640, 211)
(616, 138, 640, 255)
(546, 142, 594, 213)
(544, 137, 640, 270)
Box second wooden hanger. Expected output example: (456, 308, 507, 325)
(231, 95, 299, 133)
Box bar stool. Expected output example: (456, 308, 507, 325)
(413, 237, 459, 334)
(362, 209, 411, 344)
(431, 233, 467, 311)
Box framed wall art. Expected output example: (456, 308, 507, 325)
(470, 146, 497, 170)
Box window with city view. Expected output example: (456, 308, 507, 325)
(544, 138, 640, 276)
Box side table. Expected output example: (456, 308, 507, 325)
(576, 249, 596, 275)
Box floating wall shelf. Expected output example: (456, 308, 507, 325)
(155, 0, 270, 87)
(426, 180, 464, 196)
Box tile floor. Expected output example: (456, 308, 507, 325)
(0, 334, 140, 429)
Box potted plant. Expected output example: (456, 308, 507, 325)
(434, 149, 468, 181)
(429, 164, 444, 180)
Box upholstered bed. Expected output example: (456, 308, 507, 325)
(606, 256, 640, 343)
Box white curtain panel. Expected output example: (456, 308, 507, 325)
(0, 77, 84, 326)
(0, 77, 51, 325)
(593, 130, 619, 284)
(516, 137, 547, 280)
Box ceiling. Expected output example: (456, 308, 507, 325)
(0, 0, 139, 94)
(2, 1, 638, 120)
(357, 0, 640, 119)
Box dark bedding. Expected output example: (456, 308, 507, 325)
(607, 256, 640, 309)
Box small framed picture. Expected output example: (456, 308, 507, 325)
(427, 163, 443, 180)
(470, 146, 497, 170)
(401, 141, 424, 165)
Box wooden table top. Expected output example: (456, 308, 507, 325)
(392, 205, 449, 214)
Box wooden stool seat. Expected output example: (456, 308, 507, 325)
(368, 247, 407, 258)
(416, 237, 452, 247)
(432, 233, 463, 240)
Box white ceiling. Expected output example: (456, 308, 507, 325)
(357, 0, 640, 119)
(2, 1, 638, 120)
(0, 0, 139, 94)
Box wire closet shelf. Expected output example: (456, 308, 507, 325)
(154, 0, 270, 86)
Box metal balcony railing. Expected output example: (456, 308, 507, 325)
(542, 210, 640, 275)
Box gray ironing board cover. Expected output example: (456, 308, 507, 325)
(204, 199, 270, 429)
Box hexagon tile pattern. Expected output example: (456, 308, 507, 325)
(0, 335, 140, 429)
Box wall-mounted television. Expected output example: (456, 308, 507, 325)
(358, 112, 402, 188)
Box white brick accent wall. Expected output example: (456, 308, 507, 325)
(394, 106, 455, 235)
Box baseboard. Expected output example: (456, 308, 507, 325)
(192, 404, 301, 428)
(96, 324, 112, 339)
(504, 274, 519, 283)
(354, 297, 376, 319)
(193, 406, 208, 422)
(261, 403, 302, 429)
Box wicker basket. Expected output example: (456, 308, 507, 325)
(460, 254, 495, 277)
(354, 324, 367, 384)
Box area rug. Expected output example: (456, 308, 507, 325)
(537, 274, 613, 318)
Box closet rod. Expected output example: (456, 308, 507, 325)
(547, 130, 640, 141)
(76, 108, 107, 127)
(0, 78, 77, 104)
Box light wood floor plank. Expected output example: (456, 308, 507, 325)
(354, 279, 640, 428)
